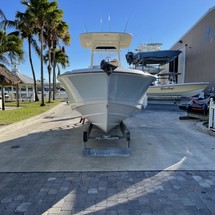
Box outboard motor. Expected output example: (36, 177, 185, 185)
(125, 51, 134, 65)
(100, 59, 118, 75)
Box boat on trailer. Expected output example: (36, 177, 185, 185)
(58, 32, 155, 133)
(126, 43, 209, 99)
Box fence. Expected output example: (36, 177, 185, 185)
(208, 98, 215, 130)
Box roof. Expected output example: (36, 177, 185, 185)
(0, 64, 21, 86)
(11, 68, 34, 85)
(79, 32, 133, 52)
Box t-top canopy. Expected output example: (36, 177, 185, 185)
(80, 32, 133, 52)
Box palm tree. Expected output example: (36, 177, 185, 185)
(52, 20, 70, 100)
(0, 9, 24, 108)
(0, 30, 24, 66)
(1, 8, 40, 102)
(0, 9, 23, 64)
(43, 5, 63, 103)
(43, 4, 71, 102)
(0, 10, 7, 21)
(43, 49, 52, 103)
(21, 0, 58, 106)
(44, 47, 69, 102)
(53, 47, 69, 76)
(15, 11, 40, 101)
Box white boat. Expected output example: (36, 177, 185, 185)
(58, 32, 155, 132)
(147, 82, 209, 98)
(126, 43, 209, 98)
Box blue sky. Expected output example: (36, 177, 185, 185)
(1, 0, 215, 81)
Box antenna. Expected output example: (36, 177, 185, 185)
(108, 14, 110, 32)
(100, 17, 103, 32)
(124, 14, 131, 32)
(82, 18, 88, 32)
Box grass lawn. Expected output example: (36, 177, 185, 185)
(0, 99, 61, 125)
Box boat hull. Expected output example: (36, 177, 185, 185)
(58, 68, 155, 132)
(147, 82, 209, 98)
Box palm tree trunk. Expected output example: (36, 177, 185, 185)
(28, 37, 39, 101)
(48, 65, 51, 103)
(1, 86, 5, 111)
(52, 46, 56, 101)
(16, 84, 19, 107)
(52, 60, 56, 100)
(40, 26, 45, 106)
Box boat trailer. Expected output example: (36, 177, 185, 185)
(82, 121, 131, 156)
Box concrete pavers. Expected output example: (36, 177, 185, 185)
(0, 171, 215, 214)
(0, 101, 215, 214)
(0, 102, 214, 171)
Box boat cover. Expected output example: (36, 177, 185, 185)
(126, 50, 181, 65)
